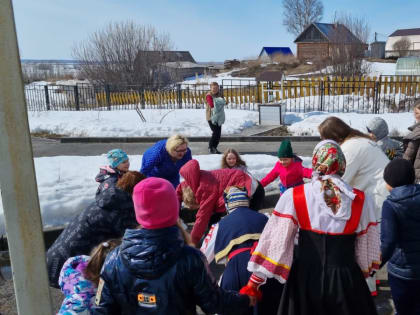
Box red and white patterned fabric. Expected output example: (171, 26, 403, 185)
(248, 179, 381, 284)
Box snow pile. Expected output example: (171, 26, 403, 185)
(0, 154, 311, 235)
(29, 109, 258, 137)
(286, 112, 414, 136)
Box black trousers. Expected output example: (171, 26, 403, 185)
(249, 182, 265, 211)
(388, 273, 420, 315)
(208, 120, 222, 149)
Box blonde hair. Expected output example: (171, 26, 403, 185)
(221, 148, 247, 169)
(166, 134, 189, 153)
(182, 185, 199, 209)
(84, 239, 121, 286)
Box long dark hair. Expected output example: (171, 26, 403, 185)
(318, 116, 371, 144)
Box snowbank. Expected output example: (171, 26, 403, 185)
(0, 154, 312, 235)
(287, 111, 414, 136)
(28, 109, 258, 137)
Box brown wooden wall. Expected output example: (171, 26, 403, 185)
(297, 42, 329, 60)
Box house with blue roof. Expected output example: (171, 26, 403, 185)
(294, 22, 367, 60)
(258, 47, 293, 61)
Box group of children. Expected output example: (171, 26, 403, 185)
(51, 111, 420, 315)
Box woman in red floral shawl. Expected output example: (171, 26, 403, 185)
(241, 140, 380, 315)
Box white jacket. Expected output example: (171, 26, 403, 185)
(341, 137, 390, 220)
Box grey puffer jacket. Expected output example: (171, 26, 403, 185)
(366, 117, 404, 160)
(403, 122, 420, 183)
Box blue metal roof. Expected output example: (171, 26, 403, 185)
(259, 47, 293, 57)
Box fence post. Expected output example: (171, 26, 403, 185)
(320, 80, 324, 111)
(105, 84, 111, 110)
(257, 82, 261, 104)
(44, 85, 50, 110)
(139, 87, 145, 109)
(373, 81, 379, 114)
(177, 84, 182, 109)
(74, 85, 80, 111)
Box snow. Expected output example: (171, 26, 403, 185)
(368, 62, 397, 76)
(181, 68, 256, 86)
(286, 111, 415, 136)
(0, 154, 312, 235)
(28, 109, 258, 137)
(287, 61, 396, 78)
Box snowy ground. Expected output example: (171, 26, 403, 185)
(182, 61, 396, 85)
(286, 111, 415, 136)
(0, 154, 312, 235)
(288, 61, 396, 78)
(28, 108, 415, 138)
(29, 109, 258, 137)
(182, 68, 256, 86)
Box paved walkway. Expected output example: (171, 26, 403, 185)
(31, 137, 316, 157)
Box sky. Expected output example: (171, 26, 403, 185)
(12, 0, 420, 62)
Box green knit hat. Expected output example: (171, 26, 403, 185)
(277, 139, 294, 158)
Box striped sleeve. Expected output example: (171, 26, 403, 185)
(247, 189, 297, 283)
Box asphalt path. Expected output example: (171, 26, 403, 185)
(31, 137, 317, 157)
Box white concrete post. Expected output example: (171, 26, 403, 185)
(0, 1, 53, 314)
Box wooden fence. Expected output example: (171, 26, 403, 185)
(25, 76, 420, 113)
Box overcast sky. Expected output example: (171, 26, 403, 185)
(12, 0, 420, 61)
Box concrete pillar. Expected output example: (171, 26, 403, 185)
(0, 1, 53, 314)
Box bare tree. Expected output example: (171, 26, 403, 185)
(282, 0, 324, 36)
(393, 37, 412, 57)
(72, 21, 175, 87)
(326, 12, 370, 77)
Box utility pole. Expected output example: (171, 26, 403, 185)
(0, 1, 53, 314)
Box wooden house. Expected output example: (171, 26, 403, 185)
(294, 23, 367, 60)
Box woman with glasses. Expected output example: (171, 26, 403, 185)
(140, 134, 192, 188)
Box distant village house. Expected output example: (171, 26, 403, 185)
(258, 47, 293, 61)
(135, 50, 210, 80)
(385, 28, 420, 58)
(294, 22, 367, 60)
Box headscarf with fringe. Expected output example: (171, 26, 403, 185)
(312, 140, 355, 211)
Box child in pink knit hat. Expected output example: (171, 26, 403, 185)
(93, 177, 255, 314)
(133, 177, 180, 229)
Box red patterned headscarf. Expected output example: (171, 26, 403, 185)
(312, 140, 348, 211)
(312, 141, 346, 176)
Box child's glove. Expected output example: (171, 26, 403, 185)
(239, 274, 265, 301)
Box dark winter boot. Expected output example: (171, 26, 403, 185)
(209, 147, 221, 154)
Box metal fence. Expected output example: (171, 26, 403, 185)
(25, 75, 420, 113)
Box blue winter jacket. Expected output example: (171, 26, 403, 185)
(381, 184, 420, 280)
(140, 139, 192, 188)
(91, 227, 250, 315)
